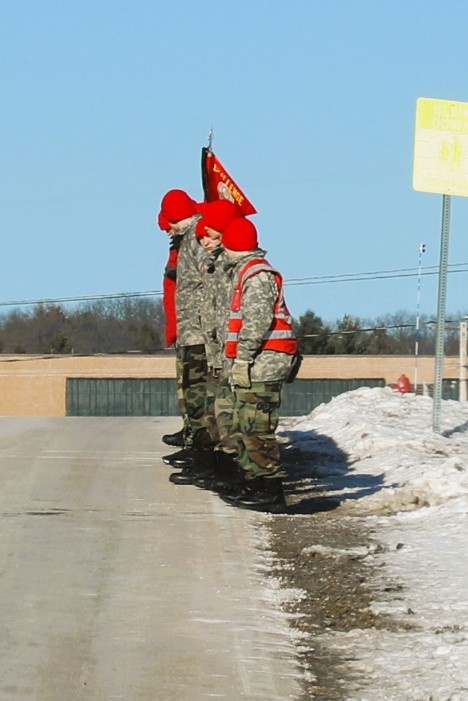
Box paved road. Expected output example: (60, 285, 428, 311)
(0, 417, 301, 701)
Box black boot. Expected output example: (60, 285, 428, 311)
(190, 464, 221, 487)
(169, 467, 196, 485)
(162, 447, 194, 466)
(162, 446, 215, 468)
(209, 470, 246, 493)
(196, 454, 245, 492)
(169, 455, 220, 485)
(220, 477, 287, 514)
(162, 428, 186, 448)
(193, 450, 239, 489)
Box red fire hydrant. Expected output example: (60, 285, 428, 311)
(395, 373, 412, 393)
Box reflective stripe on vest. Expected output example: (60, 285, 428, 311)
(225, 258, 298, 358)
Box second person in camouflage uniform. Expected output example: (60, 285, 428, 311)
(216, 217, 298, 513)
(168, 198, 241, 486)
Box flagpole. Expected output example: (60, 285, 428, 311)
(414, 242, 426, 393)
(207, 127, 214, 152)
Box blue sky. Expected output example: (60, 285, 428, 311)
(1, 0, 468, 324)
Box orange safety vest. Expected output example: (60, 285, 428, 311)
(225, 259, 298, 358)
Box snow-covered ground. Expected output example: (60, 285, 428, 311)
(286, 387, 468, 701)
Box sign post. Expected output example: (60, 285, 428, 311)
(414, 242, 426, 394)
(413, 97, 468, 432)
(460, 320, 468, 402)
(432, 194, 451, 432)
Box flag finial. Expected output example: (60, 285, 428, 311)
(207, 127, 214, 151)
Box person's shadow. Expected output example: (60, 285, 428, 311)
(279, 427, 385, 515)
(443, 420, 468, 438)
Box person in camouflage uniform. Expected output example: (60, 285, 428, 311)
(158, 211, 189, 448)
(192, 200, 244, 489)
(215, 217, 298, 513)
(196, 201, 238, 445)
(158, 190, 213, 475)
(169, 199, 241, 486)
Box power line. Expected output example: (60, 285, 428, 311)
(301, 321, 462, 338)
(1, 263, 468, 309)
(286, 263, 468, 286)
(0, 289, 163, 309)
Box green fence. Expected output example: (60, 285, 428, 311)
(67, 377, 390, 417)
(66, 378, 180, 417)
(440, 380, 460, 401)
(280, 378, 386, 415)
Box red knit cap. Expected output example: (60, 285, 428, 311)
(222, 217, 258, 251)
(159, 189, 197, 224)
(157, 211, 171, 231)
(195, 199, 239, 239)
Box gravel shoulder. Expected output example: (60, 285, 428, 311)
(266, 445, 411, 700)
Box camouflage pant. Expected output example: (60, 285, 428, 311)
(213, 376, 238, 456)
(205, 369, 221, 445)
(176, 344, 212, 448)
(175, 351, 191, 440)
(215, 378, 285, 478)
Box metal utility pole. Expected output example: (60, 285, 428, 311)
(460, 320, 468, 402)
(432, 194, 451, 433)
(414, 243, 426, 393)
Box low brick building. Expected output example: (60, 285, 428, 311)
(0, 353, 461, 417)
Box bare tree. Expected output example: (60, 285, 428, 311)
(0, 298, 166, 354)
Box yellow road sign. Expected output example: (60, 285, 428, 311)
(413, 97, 468, 197)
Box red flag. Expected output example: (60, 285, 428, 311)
(201, 147, 257, 216)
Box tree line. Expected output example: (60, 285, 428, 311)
(294, 310, 464, 355)
(0, 299, 166, 355)
(0, 301, 465, 355)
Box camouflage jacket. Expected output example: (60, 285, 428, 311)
(175, 217, 206, 346)
(219, 249, 295, 382)
(201, 246, 228, 369)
